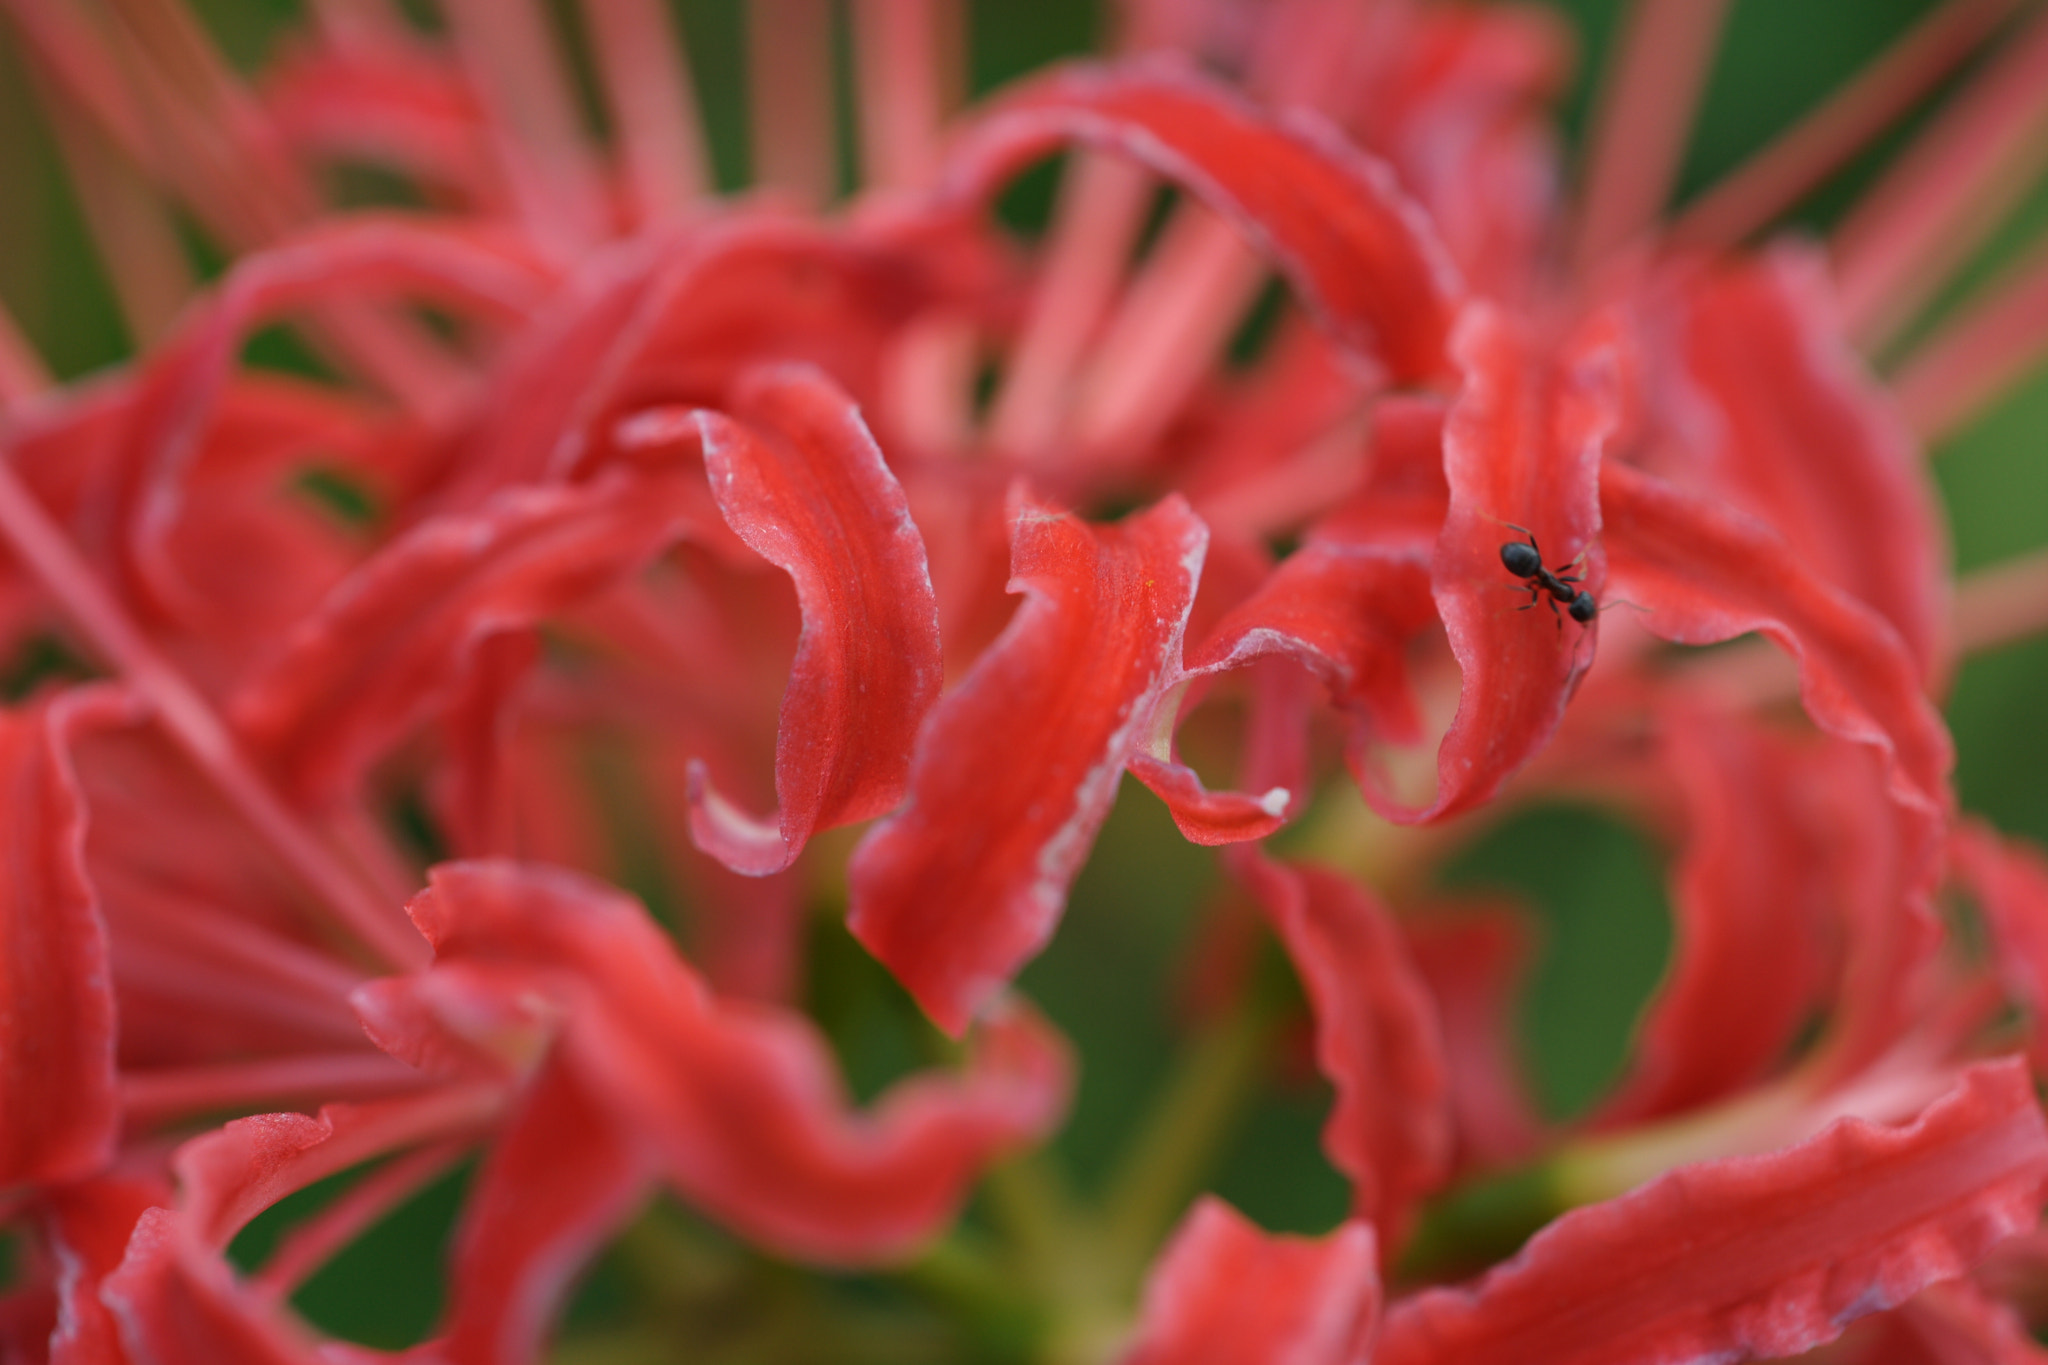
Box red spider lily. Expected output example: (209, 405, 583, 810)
(5, 0, 2048, 1362)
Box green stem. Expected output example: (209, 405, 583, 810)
(1098, 994, 1277, 1287)
(1397, 1161, 1569, 1282)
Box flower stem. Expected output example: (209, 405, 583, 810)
(1098, 988, 1278, 1285)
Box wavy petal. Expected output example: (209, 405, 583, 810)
(1657, 248, 1947, 680)
(0, 688, 130, 1187)
(1118, 1197, 1379, 1365)
(1603, 460, 1950, 824)
(937, 60, 1464, 384)
(1138, 398, 1448, 832)
(848, 490, 1207, 1034)
(42, 1172, 168, 1365)
(682, 365, 942, 874)
(441, 217, 944, 502)
(97, 1093, 494, 1365)
(1595, 707, 1836, 1126)
(1378, 1059, 2048, 1365)
(435, 1058, 651, 1365)
(110, 218, 552, 618)
(1412, 303, 1620, 822)
(1601, 460, 1950, 1077)
(380, 861, 1073, 1264)
(1402, 902, 1545, 1173)
(231, 469, 713, 806)
(1232, 853, 1450, 1244)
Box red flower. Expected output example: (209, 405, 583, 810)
(3, 0, 2048, 1361)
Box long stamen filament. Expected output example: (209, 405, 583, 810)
(0, 461, 426, 968)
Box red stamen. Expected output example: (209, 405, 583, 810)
(0, 462, 427, 969)
(987, 154, 1153, 459)
(42, 99, 195, 346)
(441, 0, 609, 256)
(1066, 0, 1392, 462)
(252, 1139, 469, 1298)
(1892, 234, 2048, 442)
(1834, 7, 2048, 350)
(1071, 211, 1268, 460)
(851, 0, 951, 190)
(1951, 542, 2048, 656)
(1672, 0, 2023, 249)
(120, 1052, 434, 1124)
(1572, 0, 1734, 277)
(0, 0, 149, 160)
(581, 0, 713, 226)
(748, 0, 838, 205)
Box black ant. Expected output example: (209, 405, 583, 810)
(1499, 524, 1597, 629)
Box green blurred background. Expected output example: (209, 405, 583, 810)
(4, 1, 2046, 1359)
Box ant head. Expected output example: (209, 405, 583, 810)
(1499, 540, 1542, 577)
(1569, 593, 1598, 624)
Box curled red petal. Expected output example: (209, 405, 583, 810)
(442, 216, 941, 502)
(42, 1172, 168, 1365)
(1118, 1197, 1379, 1365)
(847, 490, 1207, 1035)
(1402, 902, 1545, 1173)
(93, 1093, 492, 1365)
(232, 469, 712, 805)
(392, 861, 1073, 1264)
(168, 1092, 501, 1253)
(938, 60, 1464, 383)
(1602, 459, 1951, 824)
(100, 1209, 327, 1365)
(112, 218, 552, 617)
(435, 1058, 651, 1365)
(1232, 852, 1450, 1244)
(1410, 303, 1619, 823)
(1378, 1058, 2048, 1365)
(1126, 751, 1292, 845)
(0, 688, 130, 1187)
(1141, 399, 1447, 832)
(682, 365, 942, 874)
(1179, 518, 1439, 806)
(1601, 462, 1950, 1071)
(1595, 706, 1835, 1126)
(1661, 248, 1947, 681)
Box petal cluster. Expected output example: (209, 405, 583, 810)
(1, 1, 2046, 1362)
